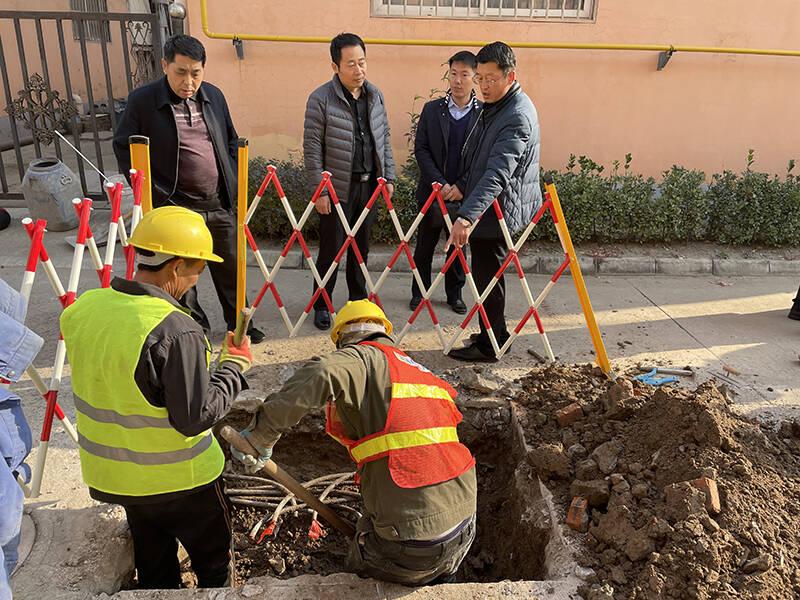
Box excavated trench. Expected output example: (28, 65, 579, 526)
(216, 404, 570, 586)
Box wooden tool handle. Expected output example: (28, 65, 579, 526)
(232, 307, 255, 347)
(220, 425, 356, 538)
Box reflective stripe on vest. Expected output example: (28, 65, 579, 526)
(60, 287, 224, 497)
(391, 382, 454, 402)
(73, 395, 174, 430)
(78, 432, 213, 465)
(349, 426, 459, 463)
(325, 341, 475, 489)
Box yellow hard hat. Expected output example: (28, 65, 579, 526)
(330, 300, 393, 344)
(129, 206, 223, 263)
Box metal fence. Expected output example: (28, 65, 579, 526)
(372, 0, 596, 20)
(0, 9, 164, 204)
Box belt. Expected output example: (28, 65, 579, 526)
(352, 173, 372, 182)
(400, 516, 473, 548)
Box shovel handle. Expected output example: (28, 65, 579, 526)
(220, 425, 355, 538)
(232, 307, 254, 347)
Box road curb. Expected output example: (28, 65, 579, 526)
(6, 247, 800, 278)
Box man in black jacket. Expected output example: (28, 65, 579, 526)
(409, 51, 481, 315)
(113, 35, 264, 342)
(446, 42, 542, 363)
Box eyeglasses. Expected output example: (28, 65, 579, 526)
(472, 74, 504, 86)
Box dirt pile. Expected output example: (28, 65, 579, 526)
(514, 364, 800, 599)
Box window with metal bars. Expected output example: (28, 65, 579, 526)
(70, 0, 112, 42)
(372, 0, 595, 20)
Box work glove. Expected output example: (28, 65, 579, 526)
(220, 331, 253, 372)
(230, 430, 273, 474)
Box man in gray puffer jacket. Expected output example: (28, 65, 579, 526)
(304, 33, 396, 330)
(446, 41, 541, 363)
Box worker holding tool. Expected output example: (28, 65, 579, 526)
(60, 206, 252, 590)
(231, 300, 477, 586)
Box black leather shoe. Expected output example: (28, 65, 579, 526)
(247, 326, 265, 344)
(314, 308, 331, 330)
(448, 298, 467, 314)
(789, 304, 800, 321)
(409, 297, 422, 311)
(448, 342, 498, 363)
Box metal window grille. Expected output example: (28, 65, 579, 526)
(372, 0, 595, 20)
(70, 0, 112, 42)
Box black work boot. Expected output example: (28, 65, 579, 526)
(789, 303, 800, 321)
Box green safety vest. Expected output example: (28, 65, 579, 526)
(60, 287, 224, 497)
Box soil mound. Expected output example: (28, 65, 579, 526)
(515, 364, 800, 599)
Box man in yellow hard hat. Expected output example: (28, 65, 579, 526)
(61, 206, 253, 589)
(231, 300, 477, 586)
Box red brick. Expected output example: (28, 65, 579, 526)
(556, 402, 584, 427)
(691, 477, 721, 514)
(566, 496, 589, 532)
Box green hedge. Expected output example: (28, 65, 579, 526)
(246, 151, 800, 247)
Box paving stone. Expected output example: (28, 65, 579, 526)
(713, 259, 769, 276)
(367, 251, 412, 273)
(245, 249, 303, 270)
(655, 258, 713, 275)
(768, 259, 800, 274)
(516, 254, 539, 272)
(540, 254, 595, 276)
(597, 257, 655, 274)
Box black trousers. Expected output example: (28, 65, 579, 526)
(470, 237, 510, 355)
(313, 177, 376, 310)
(346, 514, 476, 586)
(123, 478, 232, 590)
(410, 215, 466, 303)
(179, 207, 249, 333)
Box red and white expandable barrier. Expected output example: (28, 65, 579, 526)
(238, 167, 603, 366)
(30, 198, 93, 496)
(24, 172, 145, 496)
(101, 181, 124, 287)
(18, 219, 78, 444)
(441, 197, 565, 360)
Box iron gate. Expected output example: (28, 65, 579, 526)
(0, 7, 166, 205)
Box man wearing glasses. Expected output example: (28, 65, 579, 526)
(446, 42, 542, 363)
(409, 51, 481, 315)
(304, 33, 396, 331)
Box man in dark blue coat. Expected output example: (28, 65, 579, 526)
(410, 51, 481, 315)
(446, 42, 542, 363)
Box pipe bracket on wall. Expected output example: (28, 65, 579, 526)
(233, 37, 244, 60)
(657, 48, 675, 71)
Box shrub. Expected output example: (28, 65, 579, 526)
(246, 155, 420, 245)
(246, 150, 800, 247)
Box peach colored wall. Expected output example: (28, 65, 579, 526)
(189, 0, 800, 177)
(2, 0, 135, 107)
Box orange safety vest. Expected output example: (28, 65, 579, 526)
(325, 341, 475, 489)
